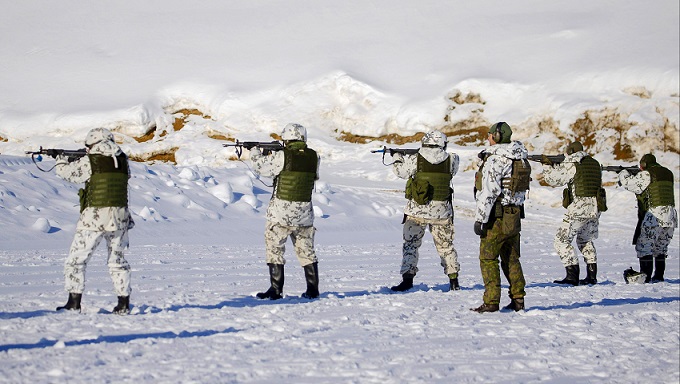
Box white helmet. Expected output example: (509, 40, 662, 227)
(421, 130, 447, 148)
(85, 128, 115, 146)
(281, 123, 307, 142)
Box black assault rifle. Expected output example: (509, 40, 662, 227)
(25, 146, 88, 172)
(527, 154, 565, 165)
(223, 140, 284, 159)
(601, 165, 641, 175)
(371, 146, 419, 166)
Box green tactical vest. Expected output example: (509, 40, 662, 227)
(475, 155, 530, 198)
(569, 156, 601, 198)
(82, 154, 129, 211)
(407, 154, 452, 203)
(501, 158, 532, 194)
(275, 142, 318, 202)
(642, 164, 675, 209)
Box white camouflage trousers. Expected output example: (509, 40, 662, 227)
(64, 228, 131, 296)
(400, 216, 460, 276)
(554, 217, 598, 266)
(636, 225, 674, 258)
(264, 222, 317, 266)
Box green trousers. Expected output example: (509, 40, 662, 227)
(479, 207, 526, 305)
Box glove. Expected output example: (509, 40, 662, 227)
(473, 221, 486, 236)
(477, 150, 486, 160)
(541, 155, 553, 166)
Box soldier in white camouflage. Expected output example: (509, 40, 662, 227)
(250, 123, 321, 299)
(542, 141, 604, 286)
(388, 130, 462, 292)
(54, 128, 134, 314)
(618, 153, 677, 283)
(471, 122, 530, 313)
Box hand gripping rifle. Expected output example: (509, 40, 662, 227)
(223, 140, 284, 159)
(25, 146, 87, 172)
(371, 146, 419, 166)
(526, 154, 565, 165)
(601, 165, 641, 175)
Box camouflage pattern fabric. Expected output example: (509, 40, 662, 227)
(400, 216, 460, 276)
(65, 229, 131, 296)
(251, 146, 320, 266)
(554, 218, 598, 266)
(619, 169, 678, 257)
(54, 138, 133, 296)
(543, 151, 600, 267)
(474, 141, 528, 223)
(475, 141, 528, 305)
(391, 146, 461, 277)
(479, 215, 526, 305)
(250, 147, 319, 226)
(56, 140, 133, 231)
(264, 222, 317, 266)
(392, 147, 460, 220)
(543, 151, 600, 220)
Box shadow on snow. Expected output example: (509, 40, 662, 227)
(0, 328, 239, 352)
(528, 296, 679, 312)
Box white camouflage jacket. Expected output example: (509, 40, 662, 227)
(55, 140, 133, 231)
(392, 147, 460, 220)
(543, 151, 599, 220)
(475, 141, 528, 224)
(619, 170, 678, 228)
(250, 147, 320, 227)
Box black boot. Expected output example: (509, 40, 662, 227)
(390, 273, 415, 292)
(112, 296, 130, 315)
(471, 303, 500, 313)
(652, 255, 666, 282)
(257, 263, 284, 300)
(448, 273, 460, 291)
(502, 298, 525, 312)
(579, 263, 598, 285)
(639, 256, 654, 283)
(56, 293, 82, 312)
(554, 265, 580, 286)
(301, 262, 319, 299)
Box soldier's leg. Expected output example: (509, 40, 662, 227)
(105, 229, 132, 297)
(651, 226, 674, 282)
(554, 219, 579, 267)
(575, 218, 598, 265)
(290, 226, 317, 267)
(400, 217, 427, 276)
(430, 218, 460, 275)
(64, 229, 104, 294)
(553, 219, 580, 285)
(500, 233, 526, 300)
(479, 220, 504, 305)
(264, 221, 291, 265)
(291, 226, 319, 298)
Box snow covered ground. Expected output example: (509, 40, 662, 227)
(1, 1, 679, 383)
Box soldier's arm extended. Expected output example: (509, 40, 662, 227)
(250, 147, 284, 178)
(542, 161, 576, 187)
(55, 155, 92, 184)
(618, 170, 650, 194)
(392, 153, 417, 180)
